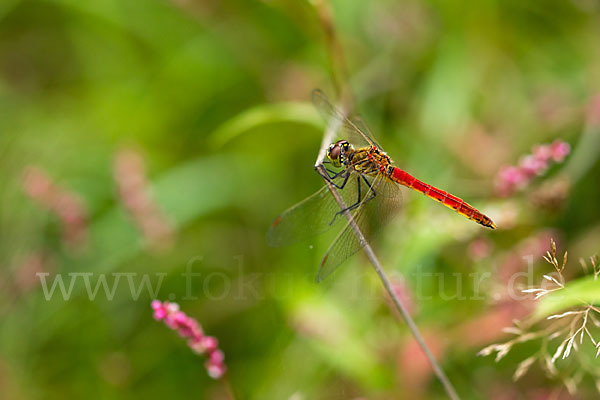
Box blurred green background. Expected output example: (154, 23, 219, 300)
(2, 0, 600, 398)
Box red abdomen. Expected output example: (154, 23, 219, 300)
(390, 167, 496, 229)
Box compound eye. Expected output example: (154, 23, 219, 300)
(328, 144, 341, 160)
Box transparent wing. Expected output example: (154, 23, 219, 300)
(349, 115, 383, 149)
(316, 174, 402, 282)
(311, 89, 383, 150)
(267, 171, 364, 247)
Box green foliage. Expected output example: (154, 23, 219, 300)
(535, 276, 600, 321)
(2, 0, 600, 399)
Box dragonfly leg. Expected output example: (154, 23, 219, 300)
(361, 175, 377, 201)
(344, 176, 364, 212)
(329, 174, 379, 226)
(317, 164, 341, 181)
(334, 175, 379, 215)
(342, 175, 377, 211)
(320, 161, 336, 178)
(327, 175, 359, 225)
(326, 168, 347, 180)
(335, 171, 352, 189)
(318, 166, 351, 190)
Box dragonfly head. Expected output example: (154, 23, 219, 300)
(327, 140, 353, 168)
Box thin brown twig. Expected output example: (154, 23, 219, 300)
(314, 107, 459, 400)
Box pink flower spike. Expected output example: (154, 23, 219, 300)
(114, 148, 173, 250)
(495, 139, 570, 197)
(151, 301, 226, 379)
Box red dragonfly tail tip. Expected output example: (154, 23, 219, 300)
(481, 217, 497, 229)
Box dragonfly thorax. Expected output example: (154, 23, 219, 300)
(327, 139, 354, 168)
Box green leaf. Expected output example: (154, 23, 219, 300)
(208, 102, 321, 150)
(534, 276, 600, 321)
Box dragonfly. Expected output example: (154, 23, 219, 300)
(267, 89, 496, 282)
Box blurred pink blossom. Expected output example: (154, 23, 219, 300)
(22, 166, 88, 247)
(151, 300, 226, 379)
(398, 332, 445, 395)
(13, 252, 52, 293)
(114, 149, 173, 249)
(495, 140, 570, 197)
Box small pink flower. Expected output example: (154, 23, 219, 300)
(205, 361, 226, 379)
(151, 301, 226, 379)
(520, 155, 546, 177)
(550, 140, 570, 162)
(532, 144, 552, 162)
(498, 166, 525, 185)
(152, 307, 167, 320)
(209, 349, 224, 364)
(201, 336, 218, 351)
